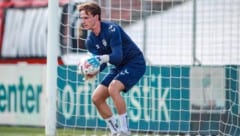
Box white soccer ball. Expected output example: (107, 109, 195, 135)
(78, 59, 100, 76)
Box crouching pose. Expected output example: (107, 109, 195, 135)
(78, 2, 146, 136)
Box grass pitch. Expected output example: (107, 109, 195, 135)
(0, 126, 106, 136)
(0, 126, 172, 136)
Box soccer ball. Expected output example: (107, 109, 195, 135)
(78, 59, 100, 76)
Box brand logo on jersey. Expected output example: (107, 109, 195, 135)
(96, 44, 100, 49)
(120, 69, 129, 76)
(102, 39, 107, 47)
(109, 25, 116, 32)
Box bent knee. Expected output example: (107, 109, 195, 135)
(92, 85, 109, 105)
(108, 80, 125, 95)
(91, 94, 99, 105)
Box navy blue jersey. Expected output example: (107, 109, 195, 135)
(85, 21, 143, 66)
(85, 21, 146, 91)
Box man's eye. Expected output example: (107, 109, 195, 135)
(79, 16, 88, 19)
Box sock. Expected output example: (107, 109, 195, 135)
(105, 116, 119, 134)
(119, 113, 129, 132)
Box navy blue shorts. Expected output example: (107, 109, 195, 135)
(101, 54, 146, 92)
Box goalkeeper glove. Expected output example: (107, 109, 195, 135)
(87, 55, 109, 68)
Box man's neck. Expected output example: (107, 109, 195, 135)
(92, 21, 101, 36)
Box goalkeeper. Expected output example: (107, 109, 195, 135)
(78, 2, 146, 136)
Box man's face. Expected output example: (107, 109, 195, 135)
(79, 10, 98, 30)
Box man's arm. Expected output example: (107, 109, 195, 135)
(108, 25, 123, 65)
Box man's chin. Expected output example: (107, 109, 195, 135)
(80, 26, 88, 30)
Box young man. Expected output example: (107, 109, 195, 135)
(78, 2, 146, 136)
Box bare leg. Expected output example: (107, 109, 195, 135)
(108, 80, 130, 135)
(92, 84, 119, 134)
(108, 80, 126, 115)
(92, 85, 112, 119)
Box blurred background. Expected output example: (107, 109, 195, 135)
(0, 0, 240, 136)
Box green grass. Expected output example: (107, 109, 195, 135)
(0, 126, 44, 136)
(0, 126, 170, 136)
(0, 126, 106, 136)
(0, 126, 108, 136)
(0, 126, 117, 136)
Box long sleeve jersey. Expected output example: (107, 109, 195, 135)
(85, 21, 143, 67)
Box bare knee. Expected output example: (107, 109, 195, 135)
(91, 94, 100, 106)
(108, 80, 125, 97)
(92, 85, 109, 106)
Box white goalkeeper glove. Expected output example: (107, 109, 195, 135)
(87, 55, 109, 68)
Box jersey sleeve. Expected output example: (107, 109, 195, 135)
(108, 25, 123, 65)
(100, 63, 107, 72)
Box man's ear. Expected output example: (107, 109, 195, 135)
(94, 14, 99, 20)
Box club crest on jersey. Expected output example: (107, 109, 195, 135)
(102, 39, 107, 47)
(108, 25, 116, 32)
